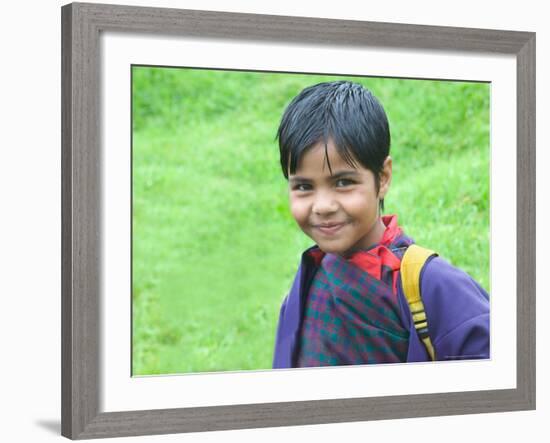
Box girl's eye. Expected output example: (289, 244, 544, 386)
(335, 178, 354, 187)
(293, 183, 312, 192)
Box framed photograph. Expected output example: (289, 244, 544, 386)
(61, 2, 535, 439)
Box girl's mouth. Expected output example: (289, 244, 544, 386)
(313, 222, 347, 235)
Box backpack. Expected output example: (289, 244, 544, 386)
(400, 244, 438, 361)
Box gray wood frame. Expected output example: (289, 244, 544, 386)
(61, 2, 536, 439)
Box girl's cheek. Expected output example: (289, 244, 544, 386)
(289, 200, 307, 226)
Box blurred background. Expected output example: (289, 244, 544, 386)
(132, 67, 490, 375)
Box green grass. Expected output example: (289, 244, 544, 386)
(132, 67, 490, 375)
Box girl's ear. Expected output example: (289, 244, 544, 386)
(378, 156, 393, 199)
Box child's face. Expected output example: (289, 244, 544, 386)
(288, 140, 391, 255)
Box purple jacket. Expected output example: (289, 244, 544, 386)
(273, 248, 490, 368)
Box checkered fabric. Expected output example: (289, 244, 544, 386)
(296, 232, 414, 367)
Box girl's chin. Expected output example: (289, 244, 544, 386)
(314, 242, 350, 255)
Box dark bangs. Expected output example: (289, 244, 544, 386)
(276, 81, 390, 183)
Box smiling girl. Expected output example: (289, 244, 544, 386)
(272, 81, 490, 368)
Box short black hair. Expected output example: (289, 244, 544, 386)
(276, 80, 390, 210)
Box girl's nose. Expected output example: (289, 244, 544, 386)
(312, 190, 338, 215)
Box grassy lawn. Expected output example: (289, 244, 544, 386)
(132, 67, 490, 375)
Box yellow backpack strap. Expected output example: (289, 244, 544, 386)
(401, 245, 438, 361)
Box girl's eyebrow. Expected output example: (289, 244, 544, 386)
(288, 176, 311, 184)
(330, 170, 360, 179)
(289, 170, 360, 184)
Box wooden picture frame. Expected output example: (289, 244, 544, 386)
(61, 2, 535, 439)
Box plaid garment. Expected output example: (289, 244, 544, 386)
(296, 221, 414, 367)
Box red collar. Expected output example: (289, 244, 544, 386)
(378, 214, 402, 247)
